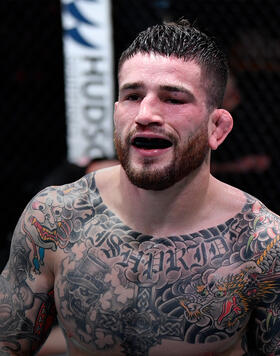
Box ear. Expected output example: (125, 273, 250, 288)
(208, 109, 233, 150)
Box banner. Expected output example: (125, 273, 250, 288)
(61, 0, 115, 166)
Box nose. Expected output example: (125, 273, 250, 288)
(135, 96, 163, 126)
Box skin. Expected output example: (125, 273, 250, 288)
(1, 54, 280, 356)
(114, 54, 211, 192)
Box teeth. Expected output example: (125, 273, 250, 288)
(133, 137, 172, 149)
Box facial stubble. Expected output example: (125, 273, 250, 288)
(114, 122, 210, 191)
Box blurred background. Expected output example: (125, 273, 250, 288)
(1, 0, 280, 270)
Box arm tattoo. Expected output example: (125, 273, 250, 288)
(0, 189, 57, 354)
(0, 269, 56, 354)
(50, 174, 280, 355)
(3, 173, 280, 355)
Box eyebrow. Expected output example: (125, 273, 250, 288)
(119, 82, 144, 92)
(159, 85, 195, 100)
(120, 82, 194, 97)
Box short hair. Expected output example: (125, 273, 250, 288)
(118, 19, 229, 109)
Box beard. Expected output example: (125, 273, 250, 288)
(114, 122, 210, 191)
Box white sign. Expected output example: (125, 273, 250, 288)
(61, 0, 115, 166)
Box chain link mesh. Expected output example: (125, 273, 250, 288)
(2, 0, 280, 266)
(114, 0, 280, 212)
(0, 0, 66, 259)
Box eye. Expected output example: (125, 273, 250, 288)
(165, 98, 184, 105)
(124, 93, 141, 101)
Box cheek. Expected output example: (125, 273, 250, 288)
(114, 117, 131, 145)
(170, 117, 193, 140)
(114, 109, 125, 131)
(114, 117, 127, 135)
(114, 106, 136, 132)
(165, 106, 201, 128)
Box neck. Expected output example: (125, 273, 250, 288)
(116, 164, 214, 236)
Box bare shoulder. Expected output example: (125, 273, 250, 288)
(8, 173, 102, 275)
(32, 170, 102, 214)
(213, 178, 247, 212)
(210, 177, 280, 257)
(218, 179, 280, 260)
(213, 176, 279, 221)
(0, 172, 105, 353)
(94, 164, 121, 191)
(220, 178, 279, 220)
(242, 190, 280, 263)
(0, 177, 101, 353)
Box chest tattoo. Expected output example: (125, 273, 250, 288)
(25, 175, 280, 355)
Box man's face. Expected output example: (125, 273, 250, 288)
(114, 53, 211, 190)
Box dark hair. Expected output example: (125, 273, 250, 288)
(118, 19, 228, 109)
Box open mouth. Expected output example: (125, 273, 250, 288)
(132, 137, 172, 150)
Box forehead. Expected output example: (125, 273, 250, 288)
(118, 53, 204, 91)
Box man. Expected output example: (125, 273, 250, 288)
(1, 19, 280, 356)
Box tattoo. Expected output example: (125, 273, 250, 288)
(0, 193, 57, 353)
(2, 172, 280, 355)
(54, 175, 280, 354)
(31, 289, 57, 353)
(0, 272, 56, 354)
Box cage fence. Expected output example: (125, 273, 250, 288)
(1, 0, 280, 267)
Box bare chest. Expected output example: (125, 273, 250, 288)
(53, 218, 257, 355)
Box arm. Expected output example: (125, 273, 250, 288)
(0, 189, 57, 355)
(246, 296, 280, 355)
(245, 204, 280, 355)
(36, 325, 66, 356)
